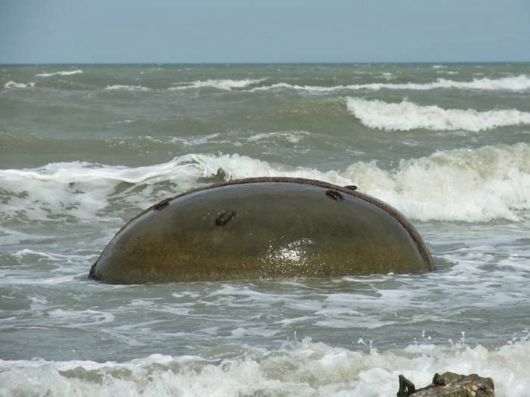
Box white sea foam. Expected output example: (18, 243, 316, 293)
(436, 70, 459, 75)
(35, 69, 83, 78)
(378, 72, 396, 80)
(346, 97, 530, 131)
(0, 159, 199, 221)
(249, 82, 335, 93)
(143, 131, 308, 148)
(4, 81, 35, 89)
(246, 130, 310, 144)
(0, 155, 298, 222)
(104, 85, 152, 91)
(344, 143, 530, 222)
(12, 248, 85, 262)
(1, 143, 528, 222)
(170, 78, 264, 91)
(0, 340, 528, 397)
(249, 75, 530, 93)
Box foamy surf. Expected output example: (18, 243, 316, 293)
(4, 81, 35, 89)
(344, 143, 530, 222)
(248, 75, 530, 93)
(346, 97, 530, 131)
(0, 154, 334, 222)
(170, 78, 265, 91)
(35, 69, 84, 78)
(2, 63, 529, 397)
(104, 84, 152, 91)
(1, 144, 529, 222)
(0, 339, 528, 397)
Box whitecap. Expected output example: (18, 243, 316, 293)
(104, 85, 151, 91)
(346, 97, 530, 131)
(246, 130, 310, 144)
(0, 340, 528, 396)
(1, 144, 529, 223)
(342, 143, 530, 222)
(436, 70, 459, 75)
(248, 75, 530, 93)
(35, 69, 83, 78)
(4, 81, 35, 89)
(170, 78, 265, 91)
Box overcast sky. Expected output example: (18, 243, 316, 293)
(1, 0, 529, 64)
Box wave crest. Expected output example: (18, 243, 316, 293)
(346, 97, 530, 131)
(104, 85, 152, 91)
(249, 75, 530, 93)
(170, 79, 265, 91)
(1, 144, 529, 223)
(0, 340, 529, 396)
(344, 143, 530, 222)
(4, 81, 35, 89)
(35, 69, 83, 78)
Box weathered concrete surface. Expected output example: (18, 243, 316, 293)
(90, 177, 434, 284)
(397, 372, 495, 397)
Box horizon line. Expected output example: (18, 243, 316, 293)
(2, 61, 530, 67)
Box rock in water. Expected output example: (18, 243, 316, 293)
(90, 177, 434, 283)
(397, 372, 495, 397)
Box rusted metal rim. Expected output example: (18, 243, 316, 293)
(92, 177, 434, 276)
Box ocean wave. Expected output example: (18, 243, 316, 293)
(246, 130, 310, 144)
(344, 143, 530, 222)
(170, 78, 265, 91)
(248, 75, 530, 93)
(4, 81, 35, 89)
(346, 97, 530, 131)
(35, 69, 83, 78)
(378, 72, 396, 80)
(104, 85, 152, 91)
(0, 154, 341, 222)
(436, 70, 459, 75)
(248, 82, 335, 93)
(1, 144, 529, 223)
(0, 339, 528, 396)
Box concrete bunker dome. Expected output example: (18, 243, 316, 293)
(90, 177, 434, 284)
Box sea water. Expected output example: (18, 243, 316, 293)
(0, 64, 529, 396)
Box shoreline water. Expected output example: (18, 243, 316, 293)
(1, 63, 529, 396)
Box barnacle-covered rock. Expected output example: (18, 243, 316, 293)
(397, 372, 495, 397)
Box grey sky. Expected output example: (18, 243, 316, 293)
(1, 0, 529, 63)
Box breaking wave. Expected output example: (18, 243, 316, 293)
(1, 143, 529, 222)
(0, 339, 528, 397)
(35, 69, 84, 78)
(249, 75, 530, 93)
(104, 85, 152, 91)
(8, 75, 528, 93)
(346, 97, 530, 131)
(4, 81, 35, 89)
(170, 79, 265, 91)
(344, 143, 530, 222)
